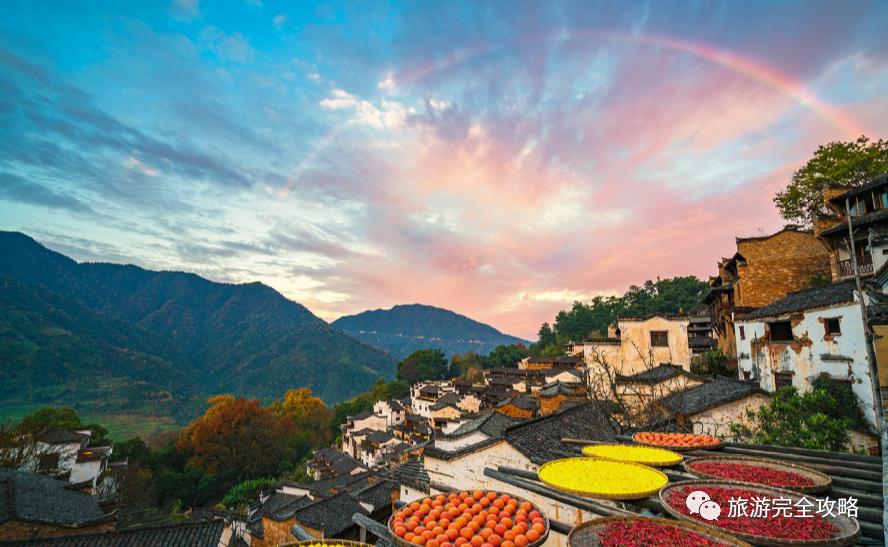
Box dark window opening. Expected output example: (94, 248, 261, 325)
(650, 331, 668, 347)
(38, 452, 60, 473)
(774, 372, 794, 390)
(824, 318, 841, 336)
(768, 321, 793, 342)
(739, 326, 745, 340)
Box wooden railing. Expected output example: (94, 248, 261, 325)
(838, 254, 874, 277)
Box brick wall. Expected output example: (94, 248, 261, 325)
(734, 230, 831, 308)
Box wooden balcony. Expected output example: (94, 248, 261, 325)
(838, 254, 874, 277)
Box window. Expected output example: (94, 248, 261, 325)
(873, 190, 888, 210)
(38, 453, 60, 473)
(650, 331, 668, 347)
(774, 372, 794, 390)
(739, 326, 745, 340)
(768, 321, 793, 342)
(824, 318, 841, 336)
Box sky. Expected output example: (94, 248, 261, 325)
(1, 1, 887, 340)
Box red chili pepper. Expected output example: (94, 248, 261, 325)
(688, 462, 815, 488)
(597, 520, 733, 546)
(665, 486, 839, 541)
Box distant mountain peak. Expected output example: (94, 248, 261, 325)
(332, 303, 528, 359)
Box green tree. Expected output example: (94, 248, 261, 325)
(731, 386, 851, 451)
(774, 136, 888, 226)
(690, 348, 730, 377)
(396, 349, 450, 382)
(810, 376, 868, 431)
(482, 344, 530, 369)
(451, 351, 482, 375)
(19, 407, 81, 433)
(531, 276, 707, 353)
(222, 477, 276, 510)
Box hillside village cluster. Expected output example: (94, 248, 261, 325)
(1, 178, 888, 545)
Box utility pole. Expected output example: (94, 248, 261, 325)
(845, 197, 885, 436)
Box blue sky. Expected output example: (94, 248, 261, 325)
(1, 0, 887, 338)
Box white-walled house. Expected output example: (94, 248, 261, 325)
(734, 280, 879, 429)
(579, 315, 692, 376)
(373, 399, 406, 427)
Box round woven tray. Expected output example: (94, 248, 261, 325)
(387, 491, 550, 547)
(281, 541, 374, 547)
(632, 432, 724, 452)
(568, 516, 753, 547)
(537, 457, 668, 500)
(683, 455, 832, 494)
(658, 480, 860, 547)
(581, 443, 684, 467)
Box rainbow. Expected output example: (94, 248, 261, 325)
(279, 31, 868, 196)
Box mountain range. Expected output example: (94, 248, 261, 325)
(0, 231, 395, 419)
(0, 231, 528, 422)
(332, 304, 528, 359)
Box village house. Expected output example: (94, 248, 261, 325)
(433, 411, 518, 452)
(0, 469, 116, 541)
(816, 174, 888, 281)
(392, 414, 432, 444)
(7, 520, 227, 546)
(307, 447, 367, 480)
(428, 394, 464, 429)
(612, 364, 704, 416)
(538, 381, 586, 416)
(9, 428, 115, 495)
(734, 280, 880, 431)
(372, 399, 407, 428)
(659, 376, 770, 440)
(410, 382, 457, 418)
(423, 403, 618, 533)
(379, 458, 430, 504)
(518, 355, 583, 370)
(579, 315, 692, 382)
(356, 430, 402, 467)
(495, 393, 540, 419)
(687, 311, 717, 356)
(704, 227, 832, 365)
(341, 410, 389, 458)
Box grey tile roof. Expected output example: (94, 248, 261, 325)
(738, 280, 857, 320)
(430, 393, 462, 410)
(365, 430, 396, 444)
(353, 480, 396, 512)
(0, 520, 225, 546)
(822, 207, 888, 236)
(503, 402, 617, 461)
(498, 393, 539, 411)
(444, 411, 516, 439)
(292, 492, 368, 537)
(662, 377, 766, 417)
(540, 381, 582, 397)
(35, 429, 89, 445)
(387, 399, 404, 411)
(310, 448, 367, 476)
(263, 491, 313, 520)
(353, 411, 373, 420)
(0, 469, 112, 528)
(616, 364, 699, 384)
(284, 470, 372, 498)
(378, 458, 429, 492)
